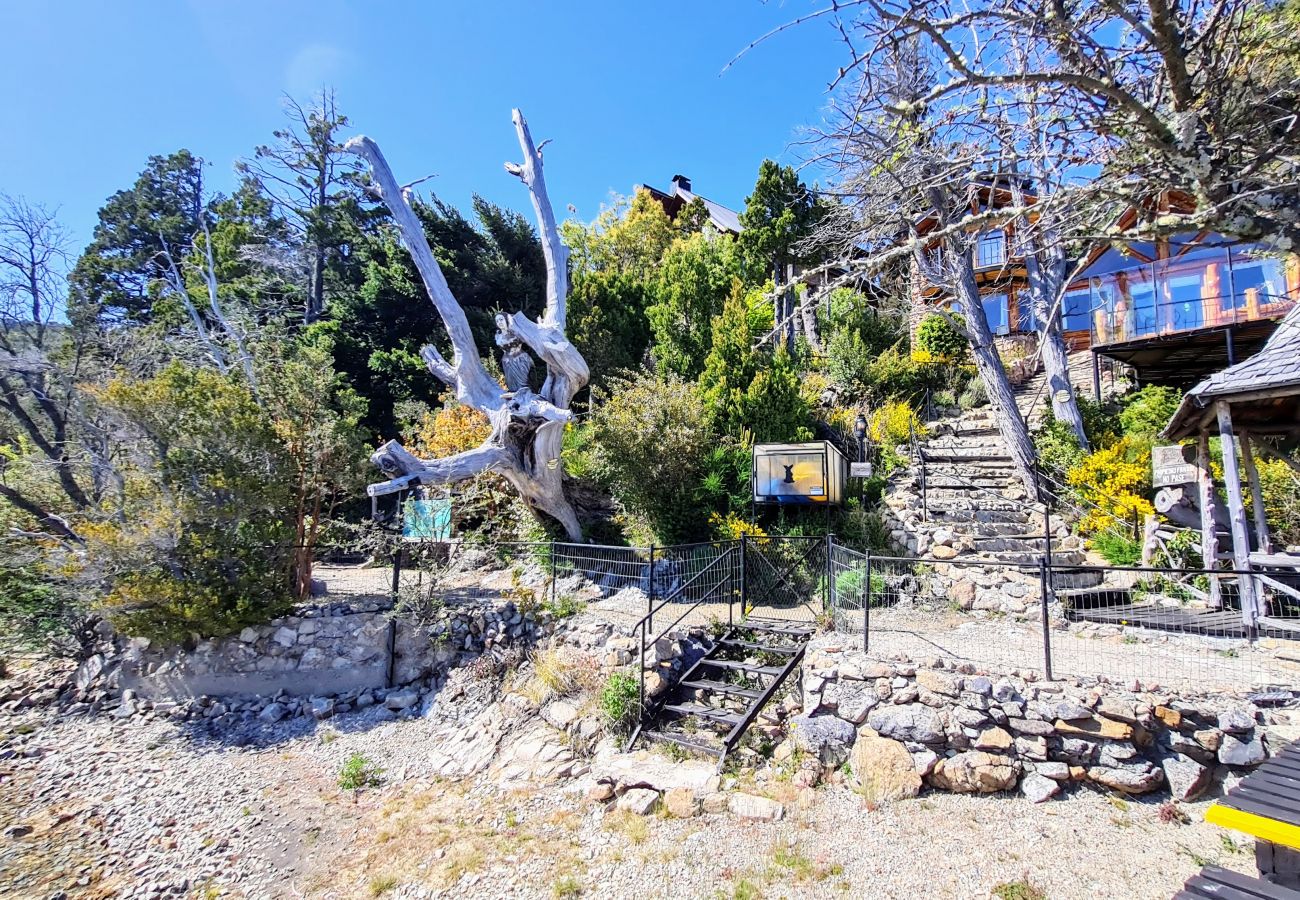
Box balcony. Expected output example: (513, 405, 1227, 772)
(1088, 246, 1300, 347)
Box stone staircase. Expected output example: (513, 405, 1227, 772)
(880, 351, 1112, 617)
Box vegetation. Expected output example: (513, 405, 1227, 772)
(338, 753, 384, 790)
(598, 671, 641, 734)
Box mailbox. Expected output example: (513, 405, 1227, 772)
(752, 441, 846, 506)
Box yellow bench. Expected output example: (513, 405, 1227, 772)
(1203, 740, 1300, 890)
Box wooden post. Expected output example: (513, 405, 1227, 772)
(1239, 430, 1274, 555)
(1196, 431, 1222, 609)
(1216, 402, 1260, 630)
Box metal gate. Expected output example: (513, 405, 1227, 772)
(741, 535, 829, 624)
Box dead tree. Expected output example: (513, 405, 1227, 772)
(346, 110, 588, 540)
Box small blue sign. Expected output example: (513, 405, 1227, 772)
(403, 497, 452, 541)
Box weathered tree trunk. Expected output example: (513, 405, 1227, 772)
(946, 243, 1040, 495)
(346, 110, 588, 541)
(793, 264, 822, 352)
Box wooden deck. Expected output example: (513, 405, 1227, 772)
(1066, 600, 1300, 640)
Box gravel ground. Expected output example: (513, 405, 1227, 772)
(0, 685, 1261, 900)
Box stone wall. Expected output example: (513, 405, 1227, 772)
(797, 634, 1285, 802)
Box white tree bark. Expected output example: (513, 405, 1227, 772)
(346, 110, 588, 541)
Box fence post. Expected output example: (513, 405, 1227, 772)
(550, 538, 557, 608)
(863, 549, 871, 653)
(1038, 556, 1054, 681)
(824, 533, 833, 617)
(390, 538, 402, 604)
(648, 544, 656, 637)
(738, 535, 746, 623)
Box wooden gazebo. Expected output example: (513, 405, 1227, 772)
(1163, 305, 1300, 634)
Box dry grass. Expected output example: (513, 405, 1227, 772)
(520, 646, 603, 706)
(602, 808, 649, 845)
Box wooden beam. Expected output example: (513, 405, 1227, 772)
(1216, 402, 1262, 629)
(1239, 431, 1274, 555)
(1196, 431, 1222, 609)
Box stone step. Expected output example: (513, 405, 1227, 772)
(1051, 569, 1107, 590)
(923, 449, 1018, 463)
(923, 476, 1020, 491)
(972, 535, 1052, 553)
(976, 549, 1089, 566)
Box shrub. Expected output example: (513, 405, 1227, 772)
(1246, 455, 1300, 547)
(832, 565, 887, 605)
(1066, 437, 1154, 536)
(744, 348, 813, 442)
(589, 371, 713, 544)
(338, 752, 384, 790)
(1119, 385, 1182, 437)
(958, 376, 988, 410)
(1090, 530, 1143, 566)
(599, 671, 641, 734)
(915, 313, 968, 361)
(825, 327, 874, 395)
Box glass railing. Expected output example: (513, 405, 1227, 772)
(1088, 250, 1300, 346)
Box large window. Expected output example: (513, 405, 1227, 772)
(976, 230, 1007, 268)
(982, 292, 1009, 335)
(1230, 250, 1289, 310)
(1016, 293, 1036, 332)
(1062, 289, 1092, 332)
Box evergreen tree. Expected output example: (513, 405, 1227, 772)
(699, 279, 759, 436)
(744, 347, 812, 443)
(646, 231, 740, 379)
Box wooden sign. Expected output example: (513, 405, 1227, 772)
(1152, 444, 1197, 488)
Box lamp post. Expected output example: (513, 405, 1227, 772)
(853, 413, 868, 464)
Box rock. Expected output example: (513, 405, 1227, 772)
(1055, 701, 1093, 721)
(644, 670, 670, 698)
(664, 787, 699, 818)
(310, 697, 335, 720)
(868, 704, 945, 745)
(964, 676, 992, 696)
(851, 729, 921, 803)
(992, 679, 1019, 703)
(258, 702, 287, 723)
(586, 782, 615, 803)
(702, 792, 729, 814)
(974, 727, 1013, 751)
(728, 792, 784, 822)
(1054, 716, 1132, 741)
(616, 788, 660, 816)
(931, 545, 958, 560)
(1099, 743, 1139, 767)
(1154, 706, 1183, 729)
(911, 748, 940, 777)
(950, 582, 976, 609)
(929, 751, 1018, 793)
(542, 700, 579, 730)
(1020, 772, 1060, 803)
(74, 655, 104, 691)
(1219, 709, 1256, 734)
(1007, 718, 1055, 737)
(1087, 762, 1164, 794)
(915, 670, 960, 697)
(385, 689, 420, 711)
(952, 706, 989, 729)
(1162, 754, 1213, 802)
(1194, 729, 1224, 753)
(1219, 733, 1266, 767)
(833, 682, 880, 725)
(1035, 761, 1071, 781)
(789, 714, 857, 767)
(272, 626, 297, 647)
(1096, 699, 1136, 724)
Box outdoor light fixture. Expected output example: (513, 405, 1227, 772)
(853, 413, 869, 463)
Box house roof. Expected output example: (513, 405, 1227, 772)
(638, 175, 742, 235)
(1163, 303, 1300, 438)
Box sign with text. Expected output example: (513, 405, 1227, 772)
(850, 462, 874, 479)
(1152, 444, 1197, 488)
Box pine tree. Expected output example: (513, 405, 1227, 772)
(699, 279, 759, 436)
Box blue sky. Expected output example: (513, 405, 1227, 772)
(2, 1, 842, 252)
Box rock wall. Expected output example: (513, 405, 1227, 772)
(798, 635, 1286, 802)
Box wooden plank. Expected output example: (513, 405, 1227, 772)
(1178, 865, 1300, 900)
(1241, 432, 1274, 555)
(1198, 431, 1223, 608)
(1208, 802, 1300, 848)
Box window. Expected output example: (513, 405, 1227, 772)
(1230, 249, 1289, 311)
(982, 293, 1009, 335)
(1016, 293, 1036, 332)
(976, 230, 1007, 268)
(1061, 289, 1091, 332)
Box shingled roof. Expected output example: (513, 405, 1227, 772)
(1163, 303, 1300, 439)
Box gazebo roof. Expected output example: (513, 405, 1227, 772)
(1163, 304, 1300, 440)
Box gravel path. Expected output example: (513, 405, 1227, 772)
(0, 692, 1261, 900)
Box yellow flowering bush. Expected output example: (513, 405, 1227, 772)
(709, 511, 767, 541)
(868, 400, 927, 447)
(1066, 437, 1154, 535)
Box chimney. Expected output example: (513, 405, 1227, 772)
(671, 174, 692, 193)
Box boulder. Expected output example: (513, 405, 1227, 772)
(586, 782, 615, 803)
(1219, 733, 1266, 767)
(1162, 754, 1213, 802)
(974, 727, 1013, 752)
(833, 681, 880, 725)
(929, 751, 1018, 793)
(790, 714, 857, 767)
(851, 729, 922, 803)
(664, 787, 700, 819)
(1218, 709, 1257, 735)
(272, 626, 297, 647)
(310, 697, 335, 720)
(728, 792, 784, 822)
(385, 689, 421, 711)
(868, 703, 945, 745)
(915, 670, 960, 697)
(1087, 762, 1164, 794)
(617, 788, 660, 816)
(542, 700, 579, 730)
(1020, 772, 1060, 804)
(258, 702, 287, 723)
(1054, 716, 1132, 741)
(74, 655, 104, 692)
(1035, 761, 1071, 781)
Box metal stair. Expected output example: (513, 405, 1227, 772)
(634, 616, 815, 767)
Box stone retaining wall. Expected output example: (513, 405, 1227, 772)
(797, 634, 1289, 802)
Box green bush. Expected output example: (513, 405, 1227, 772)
(0, 562, 76, 655)
(915, 313, 968, 360)
(599, 671, 641, 734)
(1090, 530, 1143, 566)
(833, 565, 887, 605)
(338, 752, 384, 790)
(1119, 385, 1182, 437)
